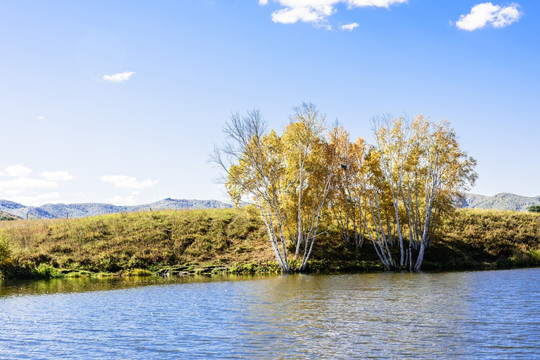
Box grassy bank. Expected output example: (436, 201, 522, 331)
(0, 209, 276, 279)
(0, 208, 538, 279)
(426, 209, 540, 270)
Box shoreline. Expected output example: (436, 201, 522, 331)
(2, 258, 539, 281)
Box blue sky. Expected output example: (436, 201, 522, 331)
(0, 0, 538, 205)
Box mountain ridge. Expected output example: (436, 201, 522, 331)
(0, 198, 232, 219)
(1, 192, 538, 220)
(462, 193, 540, 212)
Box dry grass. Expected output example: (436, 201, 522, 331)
(0, 208, 274, 275)
(426, 209, 540, 269)
(0, 207, 538, 277)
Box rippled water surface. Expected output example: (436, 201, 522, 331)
(1, 268, 539, 359)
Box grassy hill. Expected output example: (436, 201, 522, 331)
(463, 193, 540, 212)
(0, 208, 538, 279)
(0, 209, 275, 278)
(426, 209, 540, 269)
(0, 211, 21, 221)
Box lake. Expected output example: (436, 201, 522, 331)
(1, 268, 539, 359)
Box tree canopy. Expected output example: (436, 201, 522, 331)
(214, 105, 477, 272)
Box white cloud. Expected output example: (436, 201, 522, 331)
(272, 4, 335, 26)
(38, 115, 46, 120)
(0, 177, 58, 196)
(348, 0, 406, 7)
(40, 171, 74, 181)
(263, 0, 406, 26)
(341, 22, 359, 31)
(105, 195, 138, 206)
(0, 166, 77, 204)
(10, 192, 61, 207)
(0, 166, 77, 205)
(455, 3, 522, 31)
(103, 71, 135, 83)
(101, 175, 158, 189)
(5, 164, 32, 177)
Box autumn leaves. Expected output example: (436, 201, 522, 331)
(215, 104, 477, 272)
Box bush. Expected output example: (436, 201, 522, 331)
(33, 264, 61, 279)
(0, 233, 11, 265)
(128, 268, 153, 276)
(97, 254, 121, 272)
(528, 205, 540, 213)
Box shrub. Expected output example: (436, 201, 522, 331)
(33, 264, 61, 279)
(97, 254, 121, 272)
(128, 268, 153, 276)
(528, 205, 540, 213)
(0, 232, 11, 265)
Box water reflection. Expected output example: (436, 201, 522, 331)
(0, 269, 538, 359)
(237, 273, 477, 358)
(0, 274, 263, 298)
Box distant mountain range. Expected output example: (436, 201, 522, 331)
(0, 198, 232, 220)
(462, 193, 540, 212)
(0, 193, 538, 220)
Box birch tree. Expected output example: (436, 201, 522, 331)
(215, 107, 476, 273)
(367, 115, 477, 271)
(214, 104, 335, 272)
(281, 103, 335, 271)
(213, 110, 291, 272)
(371, 116, 411, 268)
(411, 119, 477, 270)
(357, 148, 400, 270)
(327, 126, 367, 250)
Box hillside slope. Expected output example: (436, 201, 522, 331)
(462, 193, 540, 212)
(0, 208, 274, 278)
(0, 208, 538, 278)
(0, 211, 21, 221)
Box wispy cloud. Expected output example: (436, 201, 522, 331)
(40, 171, 74, 181)
(103, 71, 136, 83)
(272, 4, 335, 27)
(341, 22, 359, 31)
(105, 195, 138, 206)
(10, 192, 61, 207)
(0, 166, 74, 199)
(37, 115, 46, 120)
(101, 175, 158, 189)
(262, 0, 406, 27)
(348, 0, 406, 7)
(0, 177, 58, 196)
(5, 164, 32, 177)
(455, 3, 522, 31)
